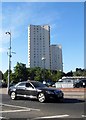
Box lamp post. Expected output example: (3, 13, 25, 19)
(42, 57, 46, 82)
(5, 31, 11, 92)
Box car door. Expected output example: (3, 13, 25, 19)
(16, 82, 26, 96)
(25, 83, 37, 99)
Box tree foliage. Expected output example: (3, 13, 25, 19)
(3, 63, 86, 84)
(3, 70, 8, 82)
(73, 68, 86, 76)
(13, 62, 28, 82)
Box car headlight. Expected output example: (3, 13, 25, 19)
(46, 91, 54, 94)
(54, 90, 63, 95)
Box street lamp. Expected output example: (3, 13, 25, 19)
(5, 31, 11, 92)
(41, 57, 46, 82)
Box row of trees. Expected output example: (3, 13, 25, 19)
(3, 62, 86, 84)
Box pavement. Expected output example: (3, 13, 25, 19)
(63, 91, 85, 99)
(0, 88, 86, 99)
(0, 88, 8, 94)
(60, 88, 86, 99)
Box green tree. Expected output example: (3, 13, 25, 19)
(3, 70, 8, 82)
(3, 70, 12, 83)
(56, 71, 64, 80)
(82, 70, 86, 76)
(27, 68, 36, 80)
(66, 71, 73, 76)
(34, 67, 42, 81)
(45, 70, 52, 81)
(50, 70, 64, 82)
(73, 68, 85, 76)
(13, 62, 28, 82)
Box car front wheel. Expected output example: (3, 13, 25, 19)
(10, 92, 16, 100)
(38, 93, 46, 103)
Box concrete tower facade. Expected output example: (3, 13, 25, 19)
(50, 45, 63, 71)
(28, 24, 50, 69)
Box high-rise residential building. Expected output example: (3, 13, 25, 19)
(50, 45, 63, 71)
(28, 24, 50, 69)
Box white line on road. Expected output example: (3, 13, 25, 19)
(34, 114, 69, 119)
(0, 103, 40, 112)
(0, 109, 31, 113)
(0, 103, 30, 109)
(82, 115, 86, 117)
(0, 117, 5, 119)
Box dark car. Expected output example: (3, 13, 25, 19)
(74, 79, 86, 88)
(8, 80, 64, 103)
(0, 82, 7, 88)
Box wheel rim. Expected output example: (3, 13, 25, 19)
(38, 93, 45, 102)
(11, 92, 16, 100)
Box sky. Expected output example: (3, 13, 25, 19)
(2, 0, 85, 2)
(1, 2, 84, 73)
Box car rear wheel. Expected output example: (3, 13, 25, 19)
(38, 93, 46, 103)
(10, 92, 16, 100)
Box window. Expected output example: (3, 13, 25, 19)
(17, 83, 25, 87)
(26, 83, 33, 88)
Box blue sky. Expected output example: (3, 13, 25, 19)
(1, 2, 84, 73)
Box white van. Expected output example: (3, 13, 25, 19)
(55, 78, 75, 88)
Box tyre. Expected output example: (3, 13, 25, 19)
(38, 93, 46, 103)
(10, 91, 16, 100)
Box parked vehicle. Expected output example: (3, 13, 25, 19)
(55, 78, 75, 88)
(0, 81, 7, 88)
(74, 79, 86, 88)
(8, 80, 64, 103)
(43, 80, 55, 87)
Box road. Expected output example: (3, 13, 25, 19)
(0, 93, 86, 120)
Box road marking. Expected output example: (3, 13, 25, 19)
(34, 114, 69, 119)
(0, 103, 30, 109)
(82, 115, 86, 117)
(0, 103, 40, 112)
(0, 116, 5, 119)
(0, 109, 31, 113)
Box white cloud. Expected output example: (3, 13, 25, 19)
(0, 2, 63, 54)
(2, 2, 61, 44)
(0, 47, 7, 53)
(0, 3, 32, 53)
(1, 5, 28, 45)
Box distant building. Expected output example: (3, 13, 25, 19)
(28, 24, 63, 71)
(50, 45, 63, 71)
(28, 24, 50, 69)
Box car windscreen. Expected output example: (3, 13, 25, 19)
(31, 81, 47, 88)
(82, 80, 86, 82)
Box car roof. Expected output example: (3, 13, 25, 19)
(18, 80, 40, 84)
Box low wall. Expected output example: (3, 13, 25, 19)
(59, 88, 86, 92)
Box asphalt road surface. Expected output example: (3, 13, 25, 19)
(0, 94, 86, 120)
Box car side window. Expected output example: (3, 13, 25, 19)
(17, 83, 25, 87)
(67, 80, 71, 82)
(26, 83, 33, 88)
